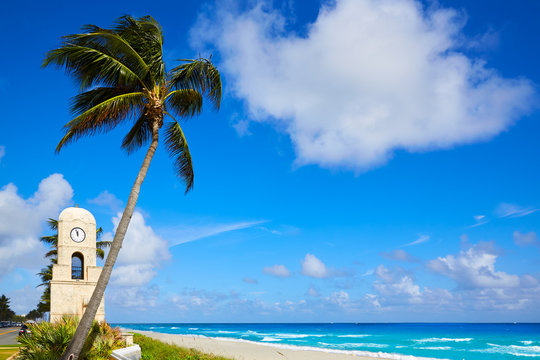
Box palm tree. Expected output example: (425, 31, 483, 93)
(0, 294, 15, 321)
(37, 219, 111, 313)
(43, 15, 221, 360)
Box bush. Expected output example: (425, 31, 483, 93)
(134, 333, 231, 360)
(16, 317, 124, 360)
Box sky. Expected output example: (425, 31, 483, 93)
(1, 0, 539, 323)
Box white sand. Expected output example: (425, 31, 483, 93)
(130, 329, 397, 360)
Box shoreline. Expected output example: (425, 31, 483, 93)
(127, 329, 436, 360)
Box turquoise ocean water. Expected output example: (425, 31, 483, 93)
(115, 323, 540, 359)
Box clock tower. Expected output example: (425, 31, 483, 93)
(50, 207, 105, 322)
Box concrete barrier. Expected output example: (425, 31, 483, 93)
(110, 344, 141, 360)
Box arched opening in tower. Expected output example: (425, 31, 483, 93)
(71, 252, 84, 280)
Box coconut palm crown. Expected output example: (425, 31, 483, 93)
(43, 15, 221, 192)
(43, 15, 221, 360)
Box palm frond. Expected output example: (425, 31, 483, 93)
(164, 120, 194, 193)
(121, 112, 152, 154)
(45, 249, 58, 259)
(96, 248, 105, 260)
(96, 226, 103, 240)
(56, 92, 144, 152)
(37, 265, 53, 287)
(96, 240, 112, 250)
(164, 89, 203, 119)
(168, 58, 221, 110)
(47, 218, 58, 231)
(70, 87, 135, 114)
(40, 234, 58, 246)
(43, 43, 146, 90)
(112, 16, 165, 85)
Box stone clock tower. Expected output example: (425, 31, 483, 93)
(50, 207, 105, 323)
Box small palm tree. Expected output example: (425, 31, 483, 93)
(37, 219, 111, 313)
(43, 15, 221, 360)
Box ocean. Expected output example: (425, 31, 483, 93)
(114, 323, 540, 360)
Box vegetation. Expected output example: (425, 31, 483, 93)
(0, 295, 14, 321)
(25, 310, 43, 321)
(0, 345, 20, 360)
(36, 219, 111, 313)
(134, 334, 232, 360)
(43, 15, 221, 360)
(16, 317, 124, 360)
(11, 315, 25, 323)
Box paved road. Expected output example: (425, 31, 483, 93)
(0, 327, 19, 345)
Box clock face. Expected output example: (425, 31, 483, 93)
(70, 227, 86, 243)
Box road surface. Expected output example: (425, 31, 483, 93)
(0, 327, 19, 345)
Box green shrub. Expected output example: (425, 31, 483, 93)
(134, 333, 231, 360)
(16, 317, 124, 360)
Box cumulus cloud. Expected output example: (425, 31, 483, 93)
(193, 0, 534, 170)
(88, 190, 123, 212)
(374, 265, 420, 297)
(428, 242, 521, 289)
(263, 264, 291, 278)
(513, 231, 539, 248)
(370, 265, 455, 309)
(107, 284, 160, 310)
(0, 174, 73, 278)
(109, 210, 170, 287)
(329, 290, 349, 306)
(381, 249, 419, 262)
(301, 253, 329, 278)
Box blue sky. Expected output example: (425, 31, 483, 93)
(1, 0, 539, 323)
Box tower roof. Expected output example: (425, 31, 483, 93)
(58, 207, 96, 224)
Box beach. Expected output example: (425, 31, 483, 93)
(132, 330, 397, 360)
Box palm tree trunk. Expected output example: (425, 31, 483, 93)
(61, 120, 161, 360)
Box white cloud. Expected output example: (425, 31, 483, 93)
(109, 210, 170, 287)
(263, 264, 291, 278)
(495, 203, 538, 218)
(404, 234, 430, 247)
(306, 285, 320, 297)
(381, 249, 419, 262)
(243, 277, 258, 284)
(7, 285, 43, 315)
(88, 190, 122, 211)
(107, 284, 160, 310)
(469, 214, 489, 228)
(371, 265, 452, 308)
(194, 0, 534, 171)
(329, 290, 349, 306)
(0, 174, 73, 278)
(301, 253, 329, 278)
(428, 242, 520, 289)
(513, 231, 539, 248)
(232, 119, 251, 137)
(0, 146, 5, 163)
(166, 220, 267, 246)
(375, 274, 421, 298)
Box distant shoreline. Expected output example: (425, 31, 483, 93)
(127, 329, 432, 360)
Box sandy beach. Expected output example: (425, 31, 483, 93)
(131, 330, 398, 360)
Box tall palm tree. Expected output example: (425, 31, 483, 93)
(43, 15, 221, 360)
(37, 219, 111, 313)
